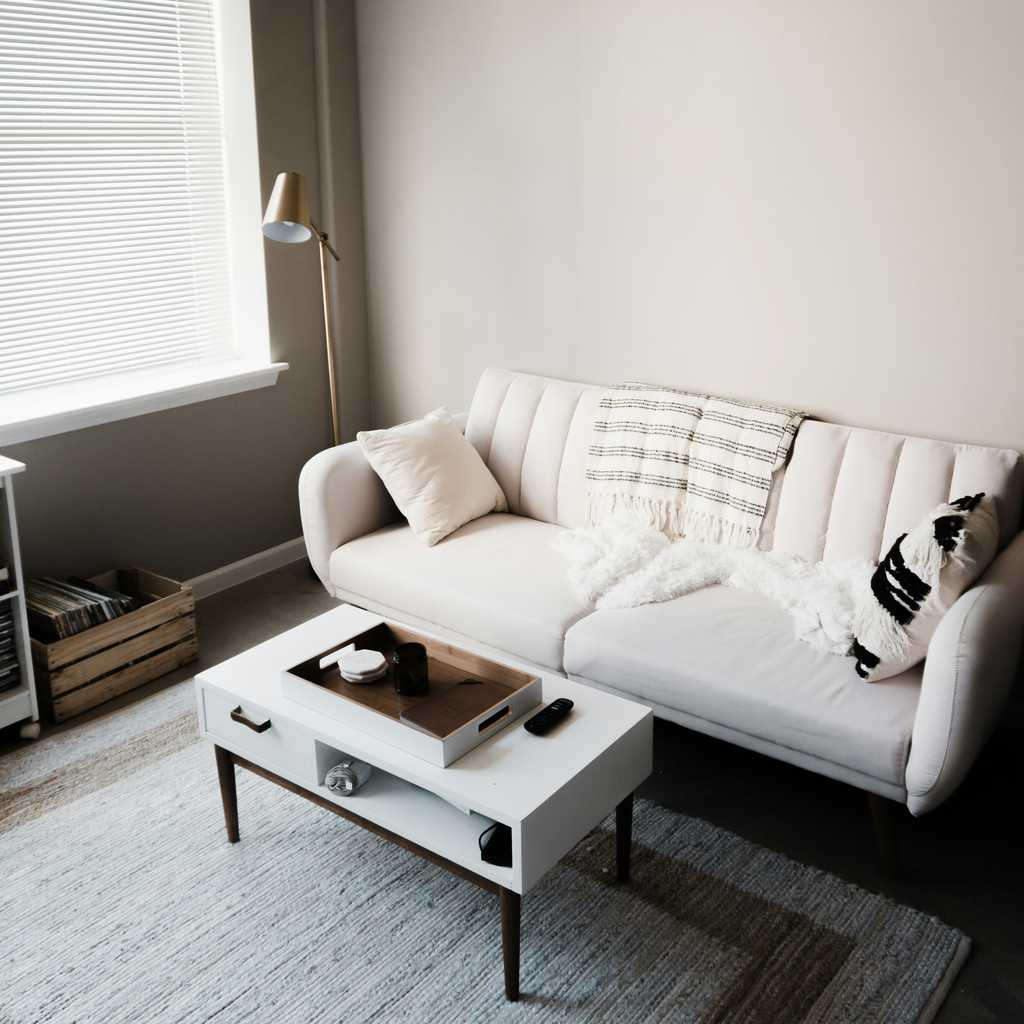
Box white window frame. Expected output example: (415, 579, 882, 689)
(0, 0, 286, 447)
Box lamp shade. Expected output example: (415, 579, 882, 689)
(262, 171, 312, 243)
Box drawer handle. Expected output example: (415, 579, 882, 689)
(230, 706, 271, 733)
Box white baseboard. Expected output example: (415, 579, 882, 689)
(186, 537, 307, 600)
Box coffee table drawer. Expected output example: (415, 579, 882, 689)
(202, 686, 310, 780)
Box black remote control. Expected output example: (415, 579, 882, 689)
(524, 698, 574, 735)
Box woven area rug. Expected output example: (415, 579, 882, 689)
(0, 682, 968, 1024)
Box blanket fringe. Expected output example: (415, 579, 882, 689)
(681, 509, 758, 548)
(587, 494, 758, 547)
(587, 493, 689, 538)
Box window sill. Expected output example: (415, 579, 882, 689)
(0, 360, 289, 446)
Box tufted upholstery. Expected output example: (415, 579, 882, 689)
(465, 367, 1024, 558)
(465, 369, 601, 530)
(772, 422, 1023, 562)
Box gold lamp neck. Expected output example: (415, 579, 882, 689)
(310, 219, 340, 262)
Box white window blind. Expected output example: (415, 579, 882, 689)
(0, 0, 237, 396)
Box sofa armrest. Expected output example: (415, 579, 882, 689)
(298, 442, 398, 589)
(905, 532, 1024, 815)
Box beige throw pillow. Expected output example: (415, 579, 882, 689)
(850, 493, 999, 681)
(357, 408, 507, 546)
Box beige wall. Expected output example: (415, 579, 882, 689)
(7, 0, 369, 579)
(357, 0, 1024, 451)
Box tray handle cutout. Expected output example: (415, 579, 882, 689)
(478, 705, 510, 732)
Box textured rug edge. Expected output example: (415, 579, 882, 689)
(917, 934, 971, 1024)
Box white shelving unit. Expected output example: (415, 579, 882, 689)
(0, 455, 40, 739)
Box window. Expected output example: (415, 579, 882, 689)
(0, 0, 284, 445)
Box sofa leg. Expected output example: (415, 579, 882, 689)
(867, 793, 903, 878)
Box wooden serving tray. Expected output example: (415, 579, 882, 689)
(282, 620, 542, 767)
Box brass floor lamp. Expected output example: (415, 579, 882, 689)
(261, 171, 343, 447)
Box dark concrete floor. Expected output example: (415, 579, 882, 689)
(645, 705, 1024, 1023)
(3, 560, 1021, 1022)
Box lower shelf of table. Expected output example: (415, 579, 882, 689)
(311, 739, 515, 889)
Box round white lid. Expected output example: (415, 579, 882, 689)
(338, 649, 386, 676)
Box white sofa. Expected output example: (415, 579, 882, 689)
(300, 368, 1024, 818)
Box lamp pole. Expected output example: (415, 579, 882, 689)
(311, 219, 341, 447)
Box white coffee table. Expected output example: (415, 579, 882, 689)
(194, 605, 652, 1001)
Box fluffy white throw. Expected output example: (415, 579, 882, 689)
(556, 521, 872, 656)
(586, 382, 804, 547)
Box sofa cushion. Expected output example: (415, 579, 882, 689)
(851, 493, 999, 681)
(357, 407, 506, 546)
(564, 586, 920, 786)
(771, 421, 1023, 562)
(466, 368, 600, 529)
(329, 513, 593, 670)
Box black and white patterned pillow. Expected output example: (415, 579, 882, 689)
(850, 493, 998, 681)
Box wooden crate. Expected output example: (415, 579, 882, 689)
(31, 569, 197, 722)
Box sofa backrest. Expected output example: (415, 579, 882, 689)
(465, 368, 1024, 560)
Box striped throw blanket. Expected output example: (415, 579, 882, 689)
(586, 382, 804, 547)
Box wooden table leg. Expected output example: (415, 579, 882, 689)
(500, 888, 521, 1001)
(616, 792, 634, 883)
(215, 745, 240, 844)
